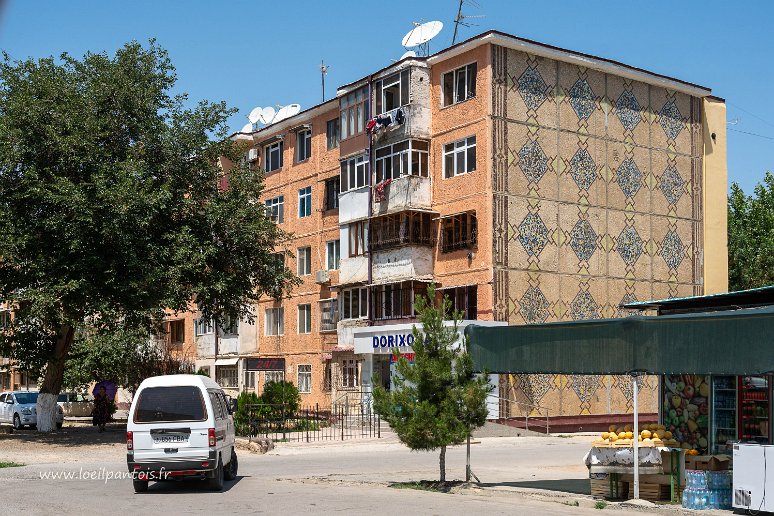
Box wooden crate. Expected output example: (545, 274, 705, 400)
(590, 478, 629, 499)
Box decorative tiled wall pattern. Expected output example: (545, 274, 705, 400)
(492, 45, 704, 417)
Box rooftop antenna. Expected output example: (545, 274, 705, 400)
(452, 0, 486, 45)
(402, 20, 443, 57)
(320, 60, 330, 103)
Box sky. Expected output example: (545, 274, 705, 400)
(1, 0, 772, 193)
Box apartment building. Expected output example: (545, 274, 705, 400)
(180, 30, 728, 420)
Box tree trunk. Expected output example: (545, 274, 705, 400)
(439, 445, 446, 483)
(37, 324, 74, 432)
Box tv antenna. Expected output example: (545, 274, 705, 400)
(452, 0, 486, 45)
(320, 61, 330, 103)
(402, 20, 443, 57)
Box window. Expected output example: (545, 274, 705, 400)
(326, 118, 340, 149)
(296, 129, 311, 162)
(439, 285, 478, 320)
(169, 320, 184, 343)
(221, 315, 238, 335)
(244, 370, 256, 390)
(375, 70, 410, 115)
(320, 298, 339, 332)
(216, 366, 238, 388)
(374, 140, 429, 183)
(442, 62, 477, 107)
(369, 212, 435, 251)
(298, 304, 312, 334)
(323, 361, 332, 391)
(339, 86, 369, 140)
(265, 307, 284, 336)
(441, 212, 478, 253)
(134, 386, 206, 423)
(340, 287, 368, 320)
(326, 240, 340, 270)
(443, 136, 477, 178)
(0, 310, 9, 329)
(348, 221, 368, 257)
(298, 186, 312, 218)
(264, 141, 284, 172)
(195, 318, 213, 336)
(324, 176, 340, 210)
(372, 281, 428, 320)
(264, 370, 285, 384)
(341, 359, 358, 389)
(265, 195, 284, 223)
(340, 154, 368, 192)
(298, 364, 312, 393)
(297, 246, 311, 275)
(208, 391, 225, 420)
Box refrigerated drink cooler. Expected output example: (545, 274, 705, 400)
(740, 376, 769, 444)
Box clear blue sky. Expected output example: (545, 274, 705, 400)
(1, 0, 772, 193)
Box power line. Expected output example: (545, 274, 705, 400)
(728, 127, 774, 141)
(728, 102, 774, 130)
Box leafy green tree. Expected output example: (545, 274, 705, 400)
(0, 41, 297, 431)
(372, 284, 492, 483)
(728, 172, 774, 291)
(261, 380, 301, 413)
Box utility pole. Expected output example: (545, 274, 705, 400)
(320, 61, 330, 103)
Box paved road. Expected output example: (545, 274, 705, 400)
(0, 435, 704, 515)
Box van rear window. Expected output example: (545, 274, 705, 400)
(134, 386, 206, 423)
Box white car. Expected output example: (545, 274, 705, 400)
(126, 374, 238, 493)
(0, 391, 64, 430)
(57, 392, 94, 417)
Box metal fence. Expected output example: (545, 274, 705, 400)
(244, 402, 381, 442)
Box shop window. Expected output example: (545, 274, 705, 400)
(169, 319, 185, 344)
(326, 118, 340, 150)
(443, 136, 476, 178)
(324, 177, 339, 210)
(326, 240, 340, 270)
(441, 212, 478, 253)
(216, 366, 238, 388)
(297, 246, 311, 276)
(370, 211, 435, 252)
(340, 287, 368, 320)
(439, 285, 478, 320)
(442, 62, 477, 107)
(340, 154, 368, 193)
(264, 141, 283, 173)
(296, 129, 311, 162)
(341, 359, 358, 389)
(298, 304, 312, 334)
(348, 221, 368, 257)
(298, 364, 312, 393)
(339, 86, 369, 140)
(375, 70, 410, 115)
(298, 186, 312, 218)
(265, 195, 284, 224)
(265, 307, 284, 336)
(320, 299, 339, 332)
(374, 140, 429, 183)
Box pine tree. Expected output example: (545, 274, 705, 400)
(372, 284, 492, 483)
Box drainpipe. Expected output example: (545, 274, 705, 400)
(367, 75, 374, 324)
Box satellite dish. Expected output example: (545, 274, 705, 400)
(273, 105, 291, 123)
(402, 21, 443, 48)
(260, 106, 276, 124)
(248, 106, 263, 124)
(400, 50, 417, 60)
(286, 104, 301, 117)
(239, 122, 253, 133)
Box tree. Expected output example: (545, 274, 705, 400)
(728, 172, 774, 291)
(372, 284, 492, 483)
(0, 42, 297, 431)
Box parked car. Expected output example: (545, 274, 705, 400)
(0, 391, 64, 429)
(57, 392, 94, 418)
(126, 374, 238, 493)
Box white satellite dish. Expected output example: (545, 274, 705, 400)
(240, 122, 253, 133)
(260, 106, 276, 125)
(402, 21, 443, 49)
(248, 106, 263, 124)
(273, 105, 292, 123)
(400, 50, 417, 60)
(285, 104, 301, 117)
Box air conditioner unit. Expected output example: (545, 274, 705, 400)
(315, 270, 330, 284)
(247, 148, 258, 162)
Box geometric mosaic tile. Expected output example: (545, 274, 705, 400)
(616, 157, 642, 199)
(659, 100, 684, 141)
(569, 374, 600, 407)
(517, 213, 550, 257)
(569, 148, 596, 191)
(569, 290, 600, 320)
(617, 293, 639, 317)
(659, 165, 685, 205)
(569, 79, 595, 120)
(519, 286, 550, 324)
(660, 229, 684, 270)
(615, 90, 642, 131)
(569, 219, 597, 262)
(518, 67, 549, 112)
(616, 226, 644, 266)
(518, 140, 549, 184)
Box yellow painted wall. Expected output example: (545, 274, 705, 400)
(702, 97, 729, 294)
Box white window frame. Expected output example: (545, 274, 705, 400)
(374, 140, 429, 183)
(442, 62, 477, 107)
(443, 136, 477, 178)
(264, 307, 284, 336)
(265, 195, 284, 223)
(264, 370, 284, 385)
(340, 287, 368, 320)
(298, 364, 312, 393)
(297, 304, 312, 334)
(264, 141, 283, 173)
(297, 246, 311, 276)
(298, 186, 312, 218)
(340, 154, 368, 193)
(376, 70, 409, 115)
(326, 240, 340, 270)
(244, 370, 256, 390)
(195, 318, 213, 336)
(296, 129, 311, 162)
(341, 359, 359, 389)
(216, 366, 238, 388)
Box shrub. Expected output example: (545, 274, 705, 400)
(234, 391, 260, 436)
(260, 381, 300, 414)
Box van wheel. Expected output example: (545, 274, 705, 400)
(56, 422, 63, 430)
(208, 457, 224, 491)
(224, 449, 238, 481)
(13, 414, 22, 430)
(133, 479, 149, 493)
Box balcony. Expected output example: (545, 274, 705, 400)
(339, 255, 369, 285)
(339, 186, 370, 224)
(320, 299, 339, 333)
(371, 103, 430, 144)
(369, 211, 436, 252)
(371, 246, 433, 284)
(373, 175, 431, 216)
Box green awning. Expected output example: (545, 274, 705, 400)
(465, 306, 774, 375)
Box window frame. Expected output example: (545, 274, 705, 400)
(169, 319, 185, 344)
(297, 246, 312, 276)
(319, 298, 339, 332)
(442, 62, 478, 107)
(264, 140, 284, 173)
(341, 359, 359, 389)
(340, 286, 368, 320)
(264, 307, 285, 336)
(339, 86, 369, 141)
(297, 304, 312, 334)
(296, 128, 312, 162)
(326, 118, 340, 150)
(374, 140, 429, 183)
(298, 186, 312, 218)
(348, 221, 368, 257)
(297, 364, 312, 393)
(265, 195, 285, 224)
(195, 317, 213, 336)
(443, 136, 477, 178)
(326, 240, 340, 270)
(339, 154, 368, 193)
(440, 211, 478, 253)
(264, 370, 285, 385)
(438, 285, 478, 320)
(324, 176, 340, 211)
(375, 69, 410, 115)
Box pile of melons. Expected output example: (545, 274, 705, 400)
(593, 423, 680, 447)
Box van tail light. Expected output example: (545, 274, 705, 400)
(127, 431, 134, 451)
(208, 428, 216, 447)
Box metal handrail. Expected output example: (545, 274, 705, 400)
(490, 395, 550, 434)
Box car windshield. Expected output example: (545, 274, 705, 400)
(134, 386, 206, 423)
(15, 392, 38, 404)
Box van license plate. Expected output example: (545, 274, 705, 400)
(153, 435, 188, 444)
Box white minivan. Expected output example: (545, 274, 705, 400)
(126, 374, 238, 493)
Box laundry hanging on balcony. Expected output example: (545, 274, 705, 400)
(374, 178, 393, 202)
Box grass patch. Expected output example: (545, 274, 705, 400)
(0, 461, 23, 468)
(389, 480, 463, 493)
(594, 501, 607, 510)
